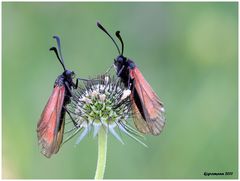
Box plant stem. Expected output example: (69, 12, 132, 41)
(94, 127, 108, 179)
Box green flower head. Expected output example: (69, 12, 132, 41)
(64, 75, 146, 146)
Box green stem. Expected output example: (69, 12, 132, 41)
(94, 127, 108, 179)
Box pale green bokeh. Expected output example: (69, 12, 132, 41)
(3, 2, 237, 179)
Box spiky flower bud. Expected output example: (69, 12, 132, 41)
(64, 75, 146, 146)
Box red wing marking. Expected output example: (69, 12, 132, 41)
(131, 68, 165, 135)
(37, 86, 65, 158)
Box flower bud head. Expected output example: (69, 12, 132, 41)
(64, 75, 146, 146)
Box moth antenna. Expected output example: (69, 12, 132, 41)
(115, 31, 124, 55)
(53, 36, 65, 65)
(49, 47, 66, 71)
(97, 21, 121, 55)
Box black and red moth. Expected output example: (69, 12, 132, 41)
(37, 36, 77, 158)
(97, 22, 165, 135)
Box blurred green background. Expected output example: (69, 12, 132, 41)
(2, 2, 238, 179)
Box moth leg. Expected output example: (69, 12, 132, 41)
(63, 106, 79, 128)
(77, 78, 91, 81)
(117, 65, 125, 77)
(64, 81, 73, 97)
(76, 78, 101, 85)
(128, 71, 134, 90)
(74, 79, 78, 89)
(104, 64, 114, 75)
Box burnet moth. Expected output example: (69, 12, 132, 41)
(37, 36, 78, 158)
(97, 22, 165, 135)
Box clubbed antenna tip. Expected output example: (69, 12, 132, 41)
(96, 21, 121, 55)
